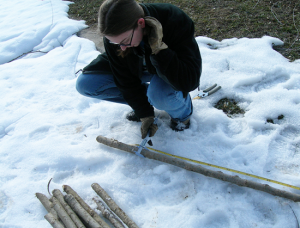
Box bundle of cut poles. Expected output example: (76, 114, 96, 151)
(36, 183, 139, 228)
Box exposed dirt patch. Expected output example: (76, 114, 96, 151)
(267, 114, 284, 124)
(214, 98, 245, 118)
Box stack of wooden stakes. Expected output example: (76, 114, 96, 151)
(36, 183, 139, 228)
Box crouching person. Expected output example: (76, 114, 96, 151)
(76, 0, 202, 139)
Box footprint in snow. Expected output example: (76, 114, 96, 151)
(28, 125, 52, 141)
(201, 209, 230, 227)
(254, 70, 290, 92)
(279, 125, 299, 141)
(235, 67, 290, 92)
(32, 155, 114, 182)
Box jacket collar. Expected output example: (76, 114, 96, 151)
(139, 3, 150, 17)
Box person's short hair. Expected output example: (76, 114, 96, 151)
(99, 0, 144, 36)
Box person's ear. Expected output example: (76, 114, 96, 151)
(137, 18, 145, 28)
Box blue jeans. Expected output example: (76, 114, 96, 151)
(76, 72, 192, 121)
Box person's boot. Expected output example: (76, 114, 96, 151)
(126, 111, 140, 122)
(170, 118, 190, 131)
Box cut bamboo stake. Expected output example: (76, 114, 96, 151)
(96, 135, 300, 202)
(64, 194, 101, 228)
(36, 193, 59, 220)
(63, 185, 110, 228)
(52, 189, 86, 228)
(52, 197, 77, 228)
(93, 197, 126, 228)
(45, 212, 65, 228)
(92, 183, 139, 228)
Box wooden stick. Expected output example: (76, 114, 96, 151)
(52, 197, 77, 228)
(36, 193, 59, 220)
(52, 189, 86, 228)
(92, 183, 139, 228)
(63, 185, 110, 228)
(45, 212, 65, 228)
(64, 194, 101, 228)
(96, 135, 300, 202)
(93, 197, 126, 228)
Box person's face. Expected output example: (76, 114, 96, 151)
(106, 18, 145, 51)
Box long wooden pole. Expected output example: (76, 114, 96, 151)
(45, 213, 65, 228)
(64, 194, 101, 228)
(96, 135, 300, 202)
(52, 197, 77, 228)
(92, 183, 138, 228)
(93, 197, 126, 228)
(63, 185, 110, 228)
(36, 193, 59, 220)
(52, 189, 86, 228)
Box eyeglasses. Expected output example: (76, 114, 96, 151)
(109, 28, 135, 47)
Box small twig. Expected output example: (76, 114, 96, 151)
(8, 50, 49, 63)
(289, 205, 300, 228)
(271, 3, 283, 25)
(48, 178, 53, 196)
(287, 7, 300, 51)
(75, 69, 83, 75)
(252, 0, 260, 9)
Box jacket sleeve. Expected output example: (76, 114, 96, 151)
(104, 38, 154, 119)
(148, 6, 202, 92)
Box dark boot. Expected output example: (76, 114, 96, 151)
(170, 118, 190, 131)
(126, 111, 140, 122)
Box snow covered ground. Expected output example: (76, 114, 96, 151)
(1, 0, 300, 227)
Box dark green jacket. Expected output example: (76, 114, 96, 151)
(83, 3, 202, 118)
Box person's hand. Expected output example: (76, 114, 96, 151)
(144, 16, 168, 55)
(140, 116, 158, 139)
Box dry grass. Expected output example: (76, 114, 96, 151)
(69, 0, 300, 61)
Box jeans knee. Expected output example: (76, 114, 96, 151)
(147, 83, 175, 110)
(76, 74, 86, 95)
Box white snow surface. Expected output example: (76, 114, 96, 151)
(1, 1, 300, 227)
